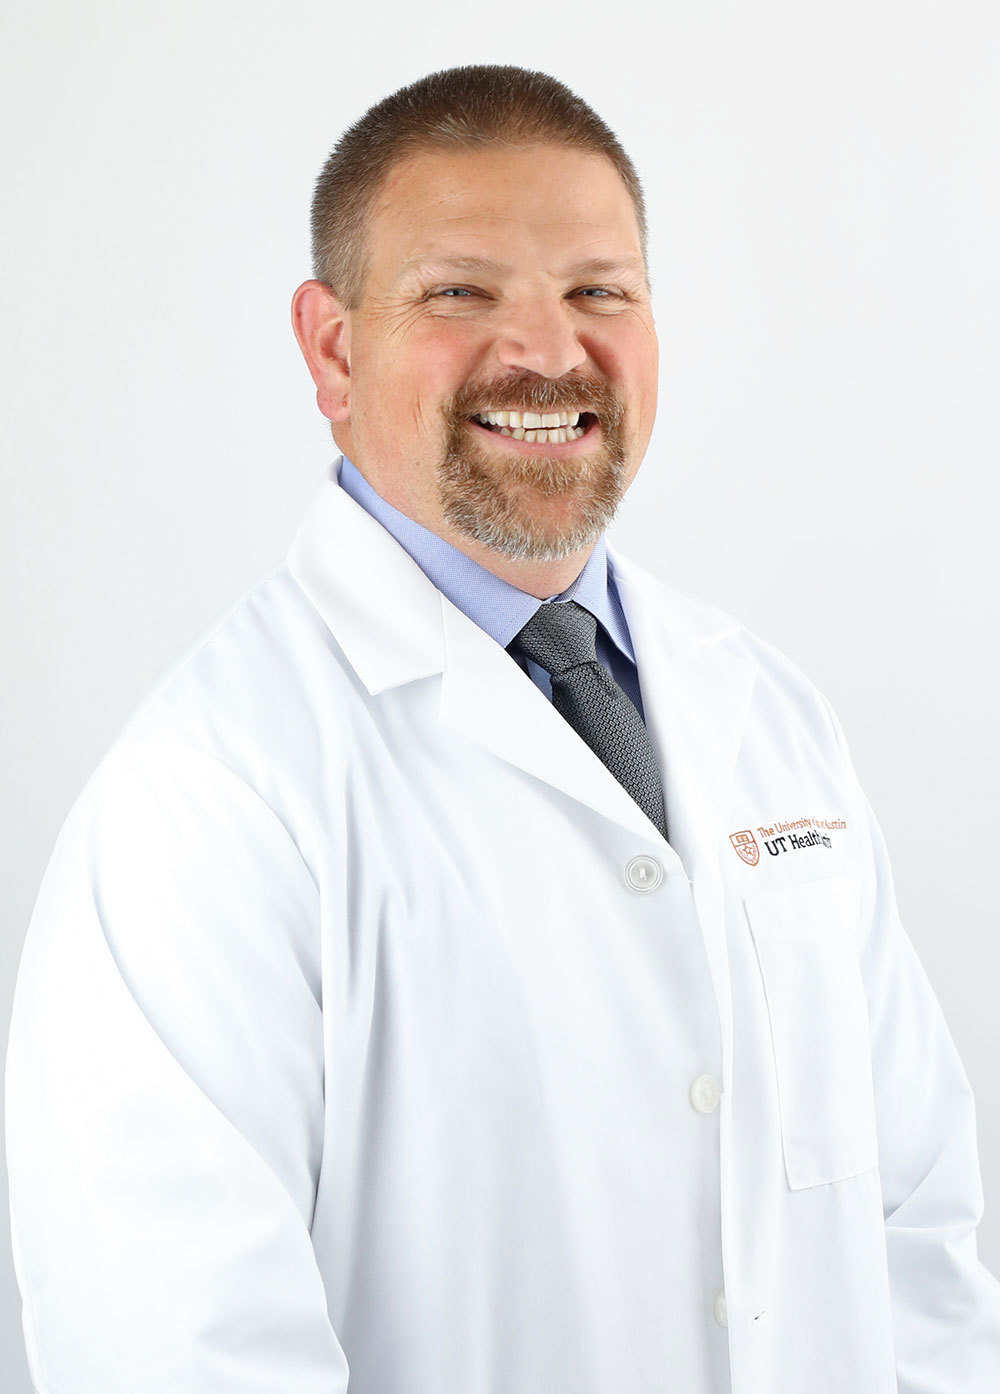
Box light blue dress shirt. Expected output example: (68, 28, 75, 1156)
(336, 455, 646, 721)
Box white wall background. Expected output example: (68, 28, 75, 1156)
(1, 1, 997, 1386)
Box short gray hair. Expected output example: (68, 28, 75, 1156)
(310, 64, 648, 309)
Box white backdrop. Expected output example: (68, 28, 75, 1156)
(2, 2, 998, 1387)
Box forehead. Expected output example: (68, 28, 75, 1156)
(367, 143, 644, 281)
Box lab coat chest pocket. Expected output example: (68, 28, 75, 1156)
(744, 875, 878, 1190)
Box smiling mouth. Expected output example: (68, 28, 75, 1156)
(468, 409, 598, 444)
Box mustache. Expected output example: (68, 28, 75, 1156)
(447, 372, 625, 424)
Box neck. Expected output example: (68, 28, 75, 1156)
(429, 529, 595, 599)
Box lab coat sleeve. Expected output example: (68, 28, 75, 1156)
(822, 697, 1000, 1391)
(5, 738, 350, 1393)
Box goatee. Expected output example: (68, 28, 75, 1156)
(437, 372, 630, 563)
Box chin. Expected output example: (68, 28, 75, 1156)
(442, 482, 619, 564)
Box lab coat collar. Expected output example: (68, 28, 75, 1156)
(287, 472, 758, 860)
(287, 475, 448, 694)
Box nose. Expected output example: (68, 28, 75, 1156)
(493, 297, 587, 379)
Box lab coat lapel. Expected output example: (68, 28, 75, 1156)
(609, 550, 757, 878)
(610, 548, 758, 1064)
(290, 476, 760, 852)
(287, 478, 666, 843)
(437, 597, 666, 844)
(439, 551, 760, 862)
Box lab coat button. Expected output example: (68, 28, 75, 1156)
(623, 855, 663, 892)
(714, 1290, 728, 1327)
(690, 1075, 721, 1114)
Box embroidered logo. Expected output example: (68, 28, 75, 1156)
(730, 830, 760, 866)
(735, 816, 848, 862)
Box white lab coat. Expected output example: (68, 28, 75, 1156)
(7, 470, 1000, 1394)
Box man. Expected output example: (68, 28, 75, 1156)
(6, 64, 1000, 1394)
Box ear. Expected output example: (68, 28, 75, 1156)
(290, 280, 352, 423)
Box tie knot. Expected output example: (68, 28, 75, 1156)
(509, 601, 598, 677)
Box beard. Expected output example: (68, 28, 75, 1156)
(436, 371, 631, 563)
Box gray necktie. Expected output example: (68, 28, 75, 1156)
(508, 601, 668, 840)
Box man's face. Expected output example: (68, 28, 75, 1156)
(336, 143, 658, 565)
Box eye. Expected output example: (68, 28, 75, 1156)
(430, 286, 480, 298)
(574, 287, 620, 299)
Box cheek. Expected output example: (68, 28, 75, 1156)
(594, 316, 657, 379)
(614, 326, 659, 422)
(353, 368, 449, 448)
(377, 331, 482, 433)
(411, 322, 484, 388)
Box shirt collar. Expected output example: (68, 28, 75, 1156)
(335, 455, 635, 662)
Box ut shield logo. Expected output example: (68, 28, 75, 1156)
(730, 830, 760, 866)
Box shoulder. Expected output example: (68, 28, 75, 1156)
(67, 561, 357, 872)
(111, 561, 350, 755)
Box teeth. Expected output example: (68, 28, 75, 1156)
(513, 425, 586, 443)
(475, 409, 584, 430)
(473, 409, 589, 444)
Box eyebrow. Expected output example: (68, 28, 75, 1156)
(398, 254, 646, 280)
